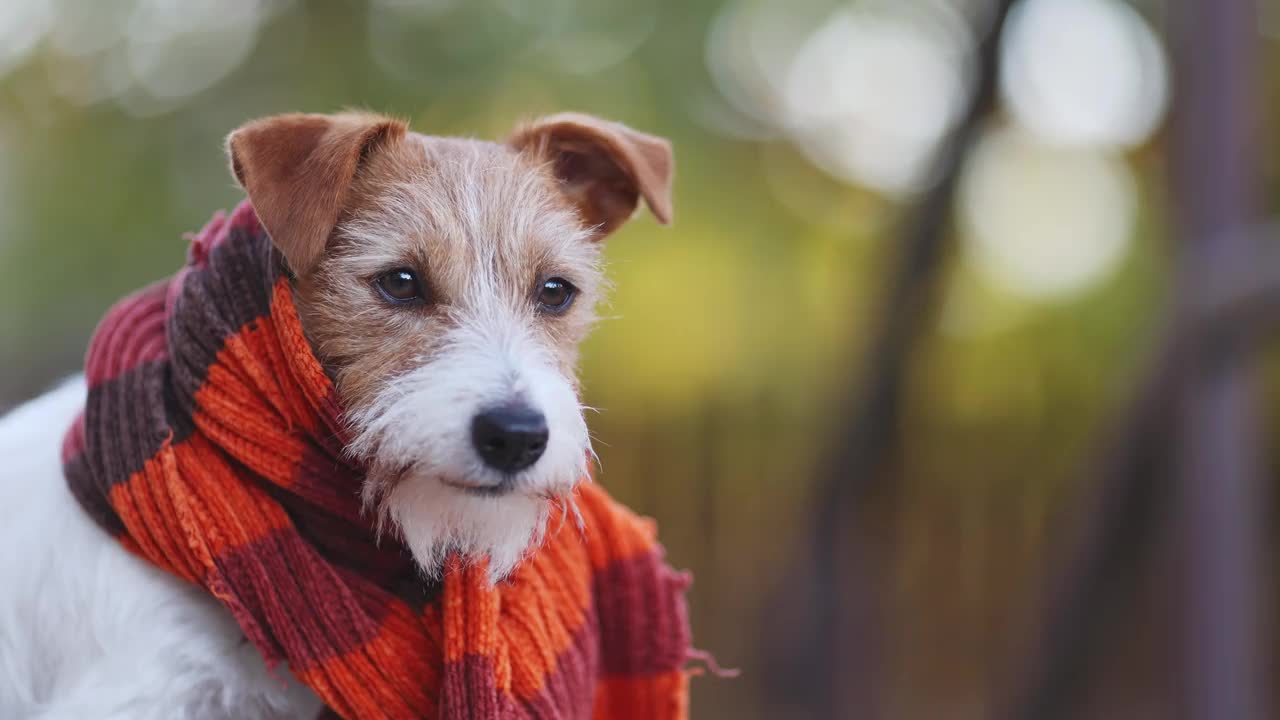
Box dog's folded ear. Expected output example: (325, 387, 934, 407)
(227, 112, 407, 275)
(508, 113, 674, 240)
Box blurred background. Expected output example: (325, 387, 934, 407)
(0, 0, 1275, 717)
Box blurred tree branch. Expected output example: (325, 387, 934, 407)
(763, 1, 1017, 716)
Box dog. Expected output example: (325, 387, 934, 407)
(0, 111, 673, 718)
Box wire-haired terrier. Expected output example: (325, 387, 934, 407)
(0, 111, 679, 718)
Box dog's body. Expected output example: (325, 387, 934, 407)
(0, 377, 323, 718)
(0, 112, 675, 717)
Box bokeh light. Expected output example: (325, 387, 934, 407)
(124, 0, 266, 107)
(48, 1, 133, 58)
(959, 125, 1137, 300)
(704, 0, 817, 135)
(781, 4, 971, 193)
(707, 0, 972, 194)
(1001, 0, 1169, 149)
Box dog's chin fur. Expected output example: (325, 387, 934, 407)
(380, 479, 554, 583)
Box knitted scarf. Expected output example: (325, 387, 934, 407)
(61, 201, 692, 719)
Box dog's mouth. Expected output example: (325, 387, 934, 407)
(390, 460, 518, 497)
(440, 475, 517, 497)
(389, 458, 581, 501)
(440, 474, 582, 503)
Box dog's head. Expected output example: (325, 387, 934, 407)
(226, 111, 672, 580)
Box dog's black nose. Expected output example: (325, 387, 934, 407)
(471, 405, 548, 473)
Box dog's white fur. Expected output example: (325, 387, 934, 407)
(0, 377, 323, 718)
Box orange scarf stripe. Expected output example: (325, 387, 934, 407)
(269, 279, 343, 419)
(170, 436, 297, 556)
(575, 482, 662, 569)
(593, 671, 690, 719)
(219, 319, 308, 425)
(194, 406, 310, 485)
(296, 637, 432, 720)
(107, 453, 203, 584)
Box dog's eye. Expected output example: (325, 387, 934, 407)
(375, 268, 425, 304)
(536, 278, 576, 314)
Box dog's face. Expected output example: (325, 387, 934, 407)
(227, 112, 673, 581)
